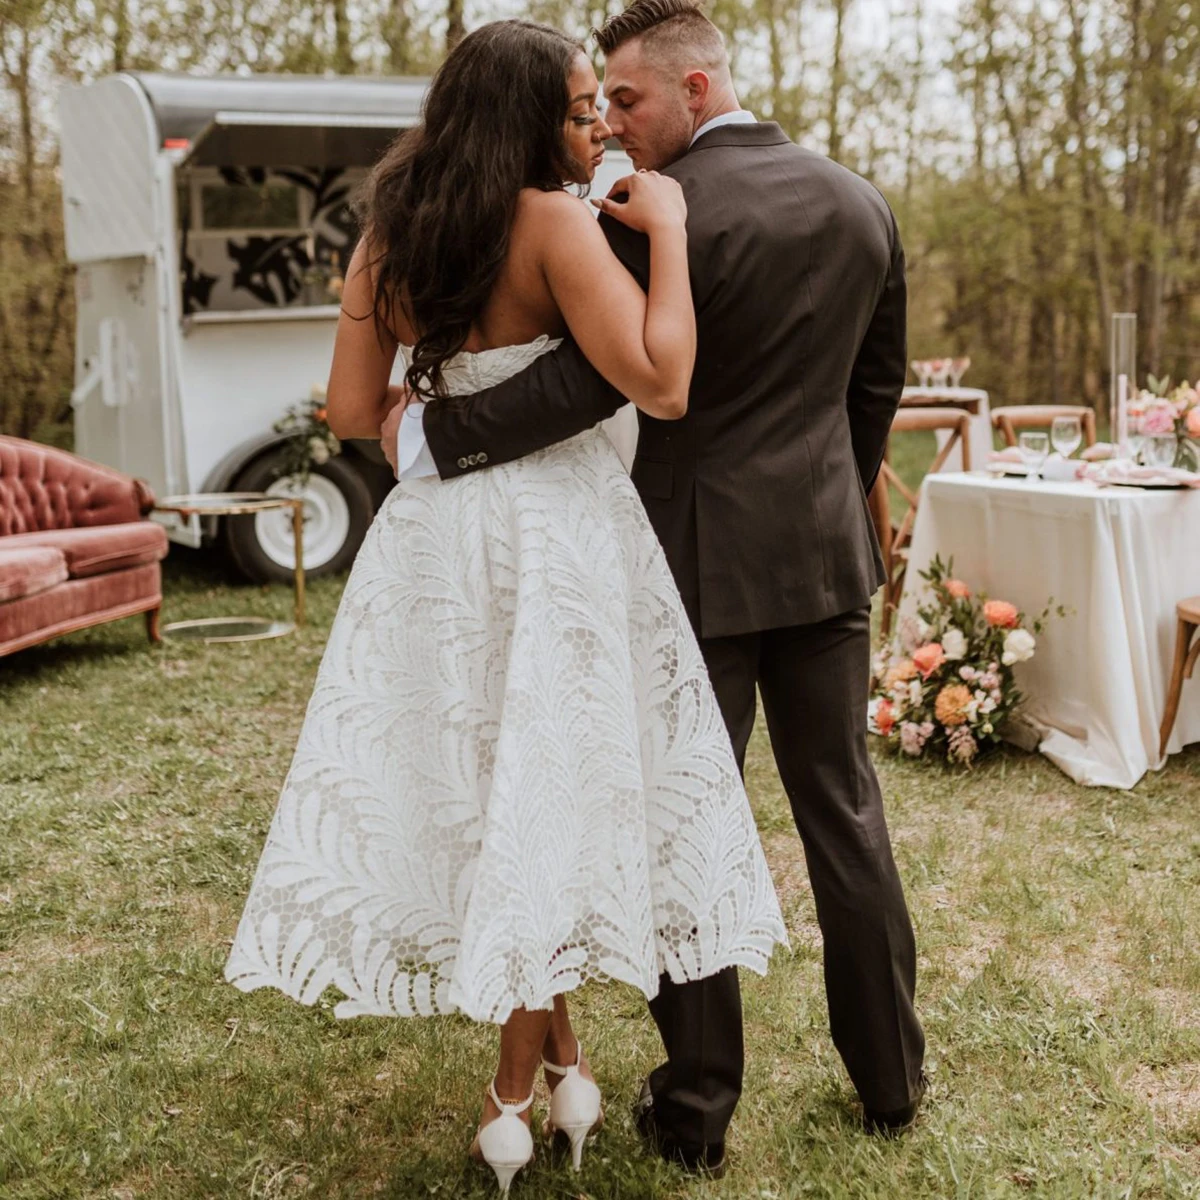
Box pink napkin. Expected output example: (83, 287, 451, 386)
(1081, 460, 1200, 488)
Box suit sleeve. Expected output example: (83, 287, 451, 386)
(423, 213, 652, 480)
(847, 208, 906, 493)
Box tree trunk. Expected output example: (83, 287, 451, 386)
(331, 0, 353, 73)
(826, 0, 847, 161)
(446, 0, 465, 53)
(903, 0, 924, 205)
(112, 0, 130, 72)
(16, 23, 34, 201)
(767, 0, 785, 121)
(1065, 0, 1112, 393)
(384, 0, 412, 73)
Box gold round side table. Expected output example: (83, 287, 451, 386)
(154, 492, 306, 642)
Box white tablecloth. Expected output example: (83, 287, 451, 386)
(901, 387, 991, 472)
(901, 473, 1200, 788)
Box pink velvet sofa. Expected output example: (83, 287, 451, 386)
(0, 436, 168, 657)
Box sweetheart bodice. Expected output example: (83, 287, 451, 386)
(397, 336, 564, 397)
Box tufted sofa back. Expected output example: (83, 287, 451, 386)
(0, 436, 155, 536)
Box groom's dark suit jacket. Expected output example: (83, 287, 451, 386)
(422, 121, 906, 640)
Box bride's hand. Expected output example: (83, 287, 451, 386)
(592, 171, 687, 235)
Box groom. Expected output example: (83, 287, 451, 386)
(383, 0, 925, 1172)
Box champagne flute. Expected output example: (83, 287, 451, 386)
(1051, 415, 1083, 460)
(1018, 431, 1050, 481)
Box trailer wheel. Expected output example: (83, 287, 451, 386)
(223, 450, 373, 583)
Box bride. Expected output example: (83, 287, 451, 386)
(225, 18, 786, 1192)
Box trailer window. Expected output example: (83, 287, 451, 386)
(200, 183, 300, 231)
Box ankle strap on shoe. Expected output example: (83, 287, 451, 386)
(541, 1038, 582, 1076)
(488, 1080, 534, 1113)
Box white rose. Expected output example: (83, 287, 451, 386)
(908, 680, 923, 706)
(308, 437, 331, 465)
(942, 627, 967, 660)
(310, 382, 328, 402)
(1002, 628, 1036, 666)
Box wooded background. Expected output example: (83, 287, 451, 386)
(1, 0, 1197, 443)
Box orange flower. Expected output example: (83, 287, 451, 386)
(983, 600, 1019, 628)
(314, 407, 328, 423)
(884, 659, 918, 688)
(946, 579, 971, 600)
(876, 698, 897, 737)
(912, 643, 946, 679)
(935, 683, 972, 727)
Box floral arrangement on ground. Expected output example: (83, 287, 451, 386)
(870, 556, 1065, 766)
(273, 384, 341, 483)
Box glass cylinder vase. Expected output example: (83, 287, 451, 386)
(1109, 313, 1137, 458)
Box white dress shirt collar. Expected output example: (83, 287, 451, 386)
(689, 109, 757, 147)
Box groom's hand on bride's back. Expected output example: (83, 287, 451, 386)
(379, 389, 414, 475)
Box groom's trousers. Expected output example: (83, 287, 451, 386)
(647, 605, 925, 1151)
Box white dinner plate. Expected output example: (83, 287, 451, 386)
(1104, 478, 1195, 490)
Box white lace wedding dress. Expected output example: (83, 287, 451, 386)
(226, 337, 787, 1024)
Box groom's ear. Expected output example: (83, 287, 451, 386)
(684, 70, 711, 110)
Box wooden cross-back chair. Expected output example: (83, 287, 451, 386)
(869, 407, 973, 638)
(991, 405, 1097, 448)
(1160, 596, 1200, 758)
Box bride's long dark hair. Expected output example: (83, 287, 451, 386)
(355, 20, 583, 399)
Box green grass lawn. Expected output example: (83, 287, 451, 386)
(2, 549, 1199, 1199)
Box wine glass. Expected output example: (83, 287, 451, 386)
(1051, 415, 1083, 460)
(1018, 431, 1050, 480)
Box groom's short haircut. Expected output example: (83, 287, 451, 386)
(594, 0, 727, 71)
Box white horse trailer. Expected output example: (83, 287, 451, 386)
(58, 73, 635, 581)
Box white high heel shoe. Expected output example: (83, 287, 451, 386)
(542, 1040, 603, 1171)
(471, 1081, 535, 1195)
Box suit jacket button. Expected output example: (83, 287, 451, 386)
(457, 457, 469, 469)
(467, 454, 478, 466)
(477, 452, 488, 464)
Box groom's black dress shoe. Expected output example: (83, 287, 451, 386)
(634, 1080, 727, 1178)
(863, 1071, 928, 1137)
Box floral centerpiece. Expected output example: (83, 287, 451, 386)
(870, 557, 1063, 766)
(1128, 377, 1199, 470)
(273, 384, 341, 483)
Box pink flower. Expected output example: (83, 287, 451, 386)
(978, 671, 1000, 691)
(899, 721, 934, 756)
(984, 600, 1019, 629)
(876, 698, 897, 737)
(946, 579, 971, 600)
(1139, 401, 1176, 436)
(948, 725, 978, 765)
(913, 643, 946, 679)
(1187, 406, 1200, 439)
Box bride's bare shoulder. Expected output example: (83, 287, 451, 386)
(514, 188, 599, 251)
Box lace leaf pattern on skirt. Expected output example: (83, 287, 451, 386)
(226, 338, 787, 1023)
